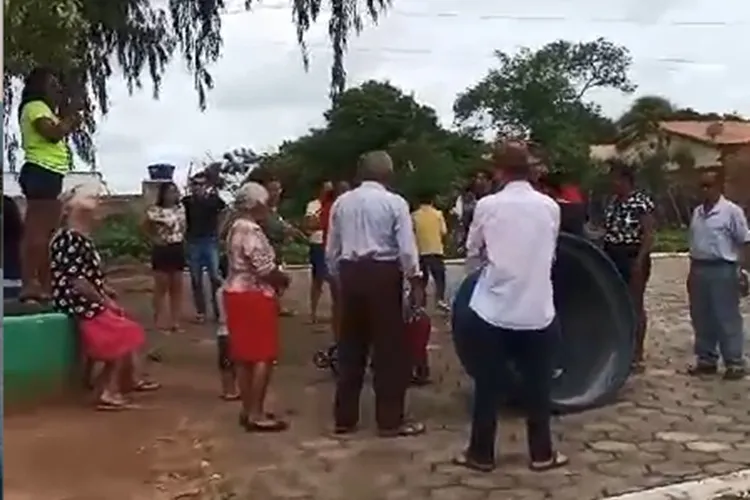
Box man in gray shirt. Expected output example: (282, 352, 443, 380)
(688, 171, 750, 380)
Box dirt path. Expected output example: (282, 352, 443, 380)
(6, 258, 750, 500)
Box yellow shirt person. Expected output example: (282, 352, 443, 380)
(412, 203, 447, 256)
(412, 197, 449, 310)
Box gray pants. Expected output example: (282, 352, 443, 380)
(689, 260, 746, 367)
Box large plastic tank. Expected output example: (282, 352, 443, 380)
(450, 232, 636, 414)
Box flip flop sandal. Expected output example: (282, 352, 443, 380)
(529, 451, 569, 472)
(220, 393, 241, 401)
(239, 415, 289, 433)
(133, 380, 161, 392)
(378, 421, 426, 438)
(96, 399, 138, 411)
(452, 452, 495, 472)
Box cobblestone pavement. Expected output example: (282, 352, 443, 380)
(6, 257, 750, 500)
(196, 257, 750, 500)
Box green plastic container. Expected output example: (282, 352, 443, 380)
(3, 312, 80, 405)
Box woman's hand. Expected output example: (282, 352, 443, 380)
(103, 297, 125, 316)
(103, 283, 118, 299)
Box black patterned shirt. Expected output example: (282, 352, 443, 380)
(50, 228, 106, 319)
(603, 191, 655, 246)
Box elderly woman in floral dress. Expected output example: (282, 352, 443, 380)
(50, 185, 150, 410)
(223, 182, 291, 432)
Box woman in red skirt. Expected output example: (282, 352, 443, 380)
(223, 182, 291, 432)
(50, 185, 148, 410)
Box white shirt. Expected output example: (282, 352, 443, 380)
(325, 181, 420, 278)
(305, 199, 324, 244)
(467, 181, 560, 330)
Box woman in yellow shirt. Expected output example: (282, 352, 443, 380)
(17, 67, 83, 302)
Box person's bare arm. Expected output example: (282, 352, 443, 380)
(394, 198, 424, 304)
(70, 277, 118, 310)
(465, 201, 486, 272)
(730, 207, 750, 270)
(325, 199, 343, 278)
(637, 213, 655, 264)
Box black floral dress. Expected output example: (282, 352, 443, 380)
(602, 191, 655, 284)
(50, 228, 106, 319)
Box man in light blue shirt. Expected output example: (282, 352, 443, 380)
(326, 150, 426, 438)
(688, 171, 750, 380)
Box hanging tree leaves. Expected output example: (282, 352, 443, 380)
(3, 0, 391, 169)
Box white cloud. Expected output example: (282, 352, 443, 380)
(12, 0, 750, 192)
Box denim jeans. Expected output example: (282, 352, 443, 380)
(457, 306, 555, 464)
(689, 260, 746, 367)
(187, 237, 221, 319)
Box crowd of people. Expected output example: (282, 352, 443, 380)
(6, 65, 750, 472)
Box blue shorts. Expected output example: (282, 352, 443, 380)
(309, 243, 328, 281)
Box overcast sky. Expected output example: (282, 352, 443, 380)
(21, 0, 750, 192)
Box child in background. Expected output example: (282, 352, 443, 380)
(216, 284, 239, 400)
(405, 279, 432, 386)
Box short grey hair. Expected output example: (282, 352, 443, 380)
(233, 181, 269, 209)
(358, 150, 393, 179)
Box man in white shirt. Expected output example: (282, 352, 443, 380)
(454, 141, 567, 472)
(326, 150, 426, 438)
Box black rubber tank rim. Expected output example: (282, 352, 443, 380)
(450, 231, 637, 415)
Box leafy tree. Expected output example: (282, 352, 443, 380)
(615, 95, 675, 150)
(453, 38, 635, 180)
(250, 80, 484, 214)
(4, 0, 391, 167)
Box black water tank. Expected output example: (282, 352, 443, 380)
(451, 232, 636, 414)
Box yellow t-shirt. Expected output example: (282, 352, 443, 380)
(412, 204, 447, 256)
(20, 100, 71, 174)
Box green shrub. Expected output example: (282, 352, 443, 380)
(94, 212, 150, 261)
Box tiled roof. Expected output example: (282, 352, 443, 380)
(659, 121, 750, 145)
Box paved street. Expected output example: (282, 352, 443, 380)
(5, 257, 750, 500)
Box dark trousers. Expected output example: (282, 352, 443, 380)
(419, 254, 446, 301)
(335, 260, 409, 430)
(457, 307, 555, 464)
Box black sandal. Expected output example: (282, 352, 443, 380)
(452, 452, 495, 472)
(333, 424, 358, 436)
(378, 421, 426, 438)
(529, 451, 569, 472)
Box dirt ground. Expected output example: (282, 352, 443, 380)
(5, 258, 750, 500)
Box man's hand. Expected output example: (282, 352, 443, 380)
(409, 277, 426, 309)
(739, 269, 749, 298)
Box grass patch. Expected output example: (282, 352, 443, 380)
(654, 227, 688, 253)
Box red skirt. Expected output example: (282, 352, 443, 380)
(407, 314, 431, 365)
(79, 308, 145, 361)
(224, 290, 279, 363)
